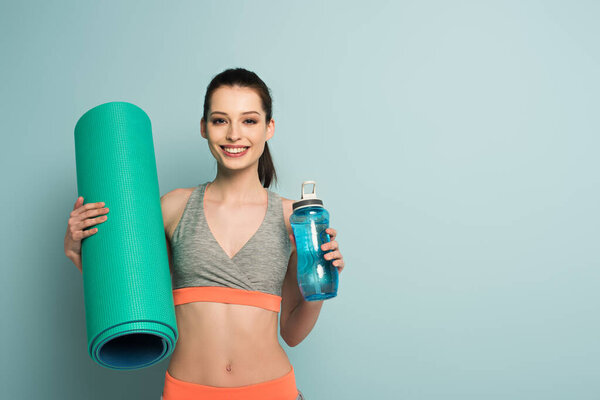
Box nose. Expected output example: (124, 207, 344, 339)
(226, 123, 241, 141)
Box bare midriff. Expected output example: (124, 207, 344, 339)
(166, 301, 292, 387)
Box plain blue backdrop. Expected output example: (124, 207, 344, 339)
(1, 1, 599, 399)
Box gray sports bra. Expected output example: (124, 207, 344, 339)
(169, 182, 293, 312)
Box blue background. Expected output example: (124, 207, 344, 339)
(1, 1, 599, 399)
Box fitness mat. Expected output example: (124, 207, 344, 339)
(74, 101, 178, 370)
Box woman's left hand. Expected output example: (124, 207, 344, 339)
(322, 227, 345, 275)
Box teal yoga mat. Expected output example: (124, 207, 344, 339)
(74, 101, 178, 370)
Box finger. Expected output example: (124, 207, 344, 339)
(73, 200, 99, 214)
(77, 227, 99, 240)
(332, 258, 346, 271)
(289, 234, 296, 246)
(331, 260, 345, 274)
(326, 228, 337, 239)
(80, 214, 108, 229)
(71, 201, 107, 217)
(82, 207, 109, 220)
(69, 208, 109, 233)
(321, 240, 338, 252)
(73, 196, 84, 210)
(72, 201, 103, 216)
(324, 250, 341, 261)
(71, 208, 108, 229)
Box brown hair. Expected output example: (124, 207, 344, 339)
(202, 68, 277, 188)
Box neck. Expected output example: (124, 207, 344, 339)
(208, 163, 266, 203)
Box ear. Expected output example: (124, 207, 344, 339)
(266, 118, 275, 141)
(200, 118, 207, 139)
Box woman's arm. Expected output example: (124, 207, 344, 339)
(279, 248, 324, 347)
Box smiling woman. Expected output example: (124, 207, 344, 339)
(155, 68, 344, 400)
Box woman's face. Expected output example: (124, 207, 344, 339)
(201, 86, 274, 172)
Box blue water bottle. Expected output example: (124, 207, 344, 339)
(290, 181, 339, 301)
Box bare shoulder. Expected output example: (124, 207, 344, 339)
(160, 187, 196, 239)
(279, 196, 294, 220)
(278, 195, 296, 239)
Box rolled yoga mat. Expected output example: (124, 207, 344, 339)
(74, 101, 178, 370)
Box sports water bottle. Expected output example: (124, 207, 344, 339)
(290, 181, 339, 301)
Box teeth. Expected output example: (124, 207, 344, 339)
(223, 147, 248, 154)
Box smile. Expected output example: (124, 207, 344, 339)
(220, 146, 250, 157)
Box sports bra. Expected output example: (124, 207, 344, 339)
(169, 182, 293, 312)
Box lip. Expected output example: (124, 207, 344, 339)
(220, 145, 250, 157)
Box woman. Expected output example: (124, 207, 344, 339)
(64, 68, 345, 400)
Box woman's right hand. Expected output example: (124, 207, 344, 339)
(64, 196, 109, 272)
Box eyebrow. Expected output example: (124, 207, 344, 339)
(210, 111, 261, 116)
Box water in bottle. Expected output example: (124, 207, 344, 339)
(290, 181, 339, 301)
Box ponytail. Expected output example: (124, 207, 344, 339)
(258, 142, 277, 188)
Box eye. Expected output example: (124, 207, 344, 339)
(244, 119, 257, 124)
(211, 118, 226, 124)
